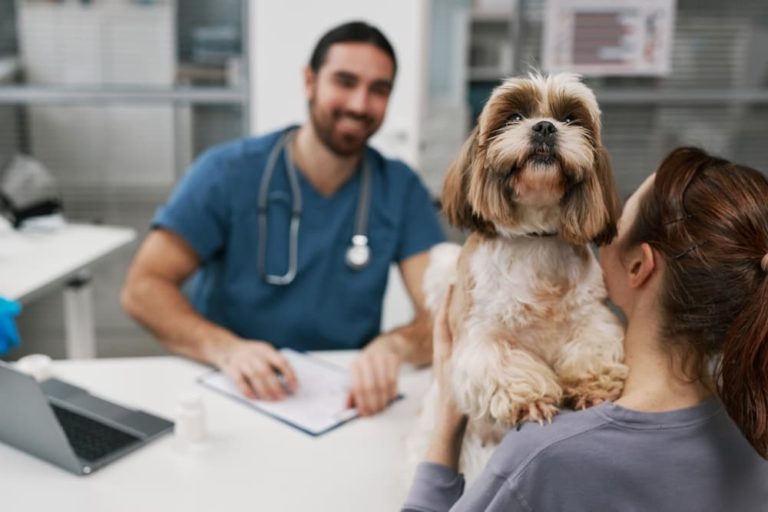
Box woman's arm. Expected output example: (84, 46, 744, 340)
(403, 289, 468, 511)
(402, 289, 532, 512)
(424, 287, 468, 467)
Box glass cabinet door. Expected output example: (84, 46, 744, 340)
(0, 0, 249, 358)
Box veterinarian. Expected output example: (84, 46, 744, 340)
(404, 147, 768, 510)
(121, 21, 444, 416)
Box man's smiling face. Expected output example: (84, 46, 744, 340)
(305, 42, 394, 157)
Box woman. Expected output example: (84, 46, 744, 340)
(404, 147, 768, 511)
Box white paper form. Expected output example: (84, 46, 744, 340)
(198, 349, 358, 436)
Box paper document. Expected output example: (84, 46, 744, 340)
(198, 349, 358, 436)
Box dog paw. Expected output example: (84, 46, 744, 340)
(518, 397, 559, 426)
(562, 363, 628, 410)
(570, 394, 605, 410)
(488, 390, 559, 427)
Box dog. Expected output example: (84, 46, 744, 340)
(409, 72, 628, 483)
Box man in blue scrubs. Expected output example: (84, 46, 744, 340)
(122, 21, 444, 416)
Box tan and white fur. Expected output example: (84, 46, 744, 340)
(409, 73, 628, 483)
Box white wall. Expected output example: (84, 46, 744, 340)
(249, 0, 428, 168)
(250, 1, 431, 330)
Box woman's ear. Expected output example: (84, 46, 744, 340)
(627, 243, 657, 289)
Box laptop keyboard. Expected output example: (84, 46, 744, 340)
(51, 404, 141, 462)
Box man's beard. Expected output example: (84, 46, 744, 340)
(308, 99, 380, 157)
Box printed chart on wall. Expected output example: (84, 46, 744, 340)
(542, 0, 676, 76)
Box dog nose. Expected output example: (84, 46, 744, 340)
(532, 121, 557, 136)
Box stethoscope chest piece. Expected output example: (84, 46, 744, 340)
(345, 234, 370, 270)
(259, 127, 373, 284)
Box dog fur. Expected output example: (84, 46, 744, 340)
(409, 73, 628, 483)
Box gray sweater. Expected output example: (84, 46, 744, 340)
(403, 398, 768, 512)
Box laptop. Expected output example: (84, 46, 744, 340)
(0, 361, 174, 476)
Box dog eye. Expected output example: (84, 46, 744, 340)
(506, 113, 524, 124)
(563, 114, 578, 125)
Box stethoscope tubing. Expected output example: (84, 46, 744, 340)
(257, 128, 371, 285)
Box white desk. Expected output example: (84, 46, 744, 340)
(0, 352, 432, 512)
(0, 223, 136, 358)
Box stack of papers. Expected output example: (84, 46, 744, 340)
(198, 349, 358, 436)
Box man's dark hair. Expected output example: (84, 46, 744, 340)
(308, 21, 397, 77)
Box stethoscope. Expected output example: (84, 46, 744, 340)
(257, 128, 372, 285)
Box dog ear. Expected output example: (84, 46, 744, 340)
(591, 146, 621, 245)
(442, 126, 480, 229)
(560, 146, 620, 246)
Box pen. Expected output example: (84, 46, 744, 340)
(274, 369, 296, 395)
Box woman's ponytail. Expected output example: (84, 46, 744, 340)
(625, 147, 768, 459)
(719, 274, 768, 458)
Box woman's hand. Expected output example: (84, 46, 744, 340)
(425, 287, 468, 469)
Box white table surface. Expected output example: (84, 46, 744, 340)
(0, 223, 136, 303)
(0, 352, 432, 512)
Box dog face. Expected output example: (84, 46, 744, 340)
(442, 73, 619, 245)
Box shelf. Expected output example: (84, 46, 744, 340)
(59, 184, 173, 205)
(594, 89, 768, 106)
(0, 86, 247, 105)
(466, 84, 768, 106)
(469, 67, 512, 81)
(471, 9, 513, 23)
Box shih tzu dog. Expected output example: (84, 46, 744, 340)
(409, 72, 628, 482)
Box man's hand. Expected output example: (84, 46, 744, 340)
(347, 336, 402, 416)
(216, 340, 298, 401)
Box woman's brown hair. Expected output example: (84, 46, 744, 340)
(624, 146, 768, 458)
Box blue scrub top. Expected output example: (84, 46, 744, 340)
(153, 127, 445, 351)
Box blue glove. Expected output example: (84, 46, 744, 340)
(0, 297, 22, 356)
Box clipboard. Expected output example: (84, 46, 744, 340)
(198, 349, 361, 437)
